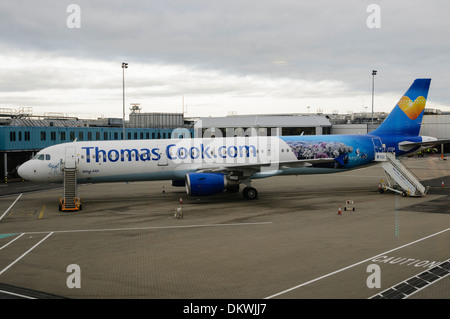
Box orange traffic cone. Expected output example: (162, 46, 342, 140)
(338, 205, 342, 215)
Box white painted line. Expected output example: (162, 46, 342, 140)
(0, 233, 25, 251)
(24, 222, 273, 235)
(265, 227, 450, 299)
(0, 289, 36, 299)
(0, 232, 53, 277)
(0, 193, 23, 222)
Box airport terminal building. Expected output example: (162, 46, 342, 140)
(193, 110, 450, 152)
(1, 108, 449, 181)
(0, 109, 192, 182)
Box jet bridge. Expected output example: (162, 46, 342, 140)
(59, 146, 82, 211)
(375, 152, 429, 197)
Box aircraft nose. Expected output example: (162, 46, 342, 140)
(18, 161, 30, 180)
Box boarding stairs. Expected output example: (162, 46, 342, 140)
(375, 152, 429, 197)
(59, 147, 82, 211)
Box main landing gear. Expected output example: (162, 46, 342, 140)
(229, 177, 258, 200)
(242, 186, 258, 200)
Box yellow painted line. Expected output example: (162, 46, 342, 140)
(38, 205, 46, 219)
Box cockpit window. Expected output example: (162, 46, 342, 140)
(33, 153, 50, 161)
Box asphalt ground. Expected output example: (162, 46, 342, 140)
(0, 155, 449, 302)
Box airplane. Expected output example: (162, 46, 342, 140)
(17, 78, 441, 200)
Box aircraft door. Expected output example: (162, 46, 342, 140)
(372, 137, 383, 153)
(266, 137, 272, 161)
(65, 146, 77, 169)
(157, 144, 168, 166)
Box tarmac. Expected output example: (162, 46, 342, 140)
(0, 155, 449, 300)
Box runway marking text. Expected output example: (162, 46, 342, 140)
(371, 255, 444, 269)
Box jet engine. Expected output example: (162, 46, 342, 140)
(185, 173, 239, 196)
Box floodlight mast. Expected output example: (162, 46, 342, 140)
(122, 62, 128, 140)
(372, 70, 377, 129)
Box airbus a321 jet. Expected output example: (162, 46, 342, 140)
(18, 78, 439, 200)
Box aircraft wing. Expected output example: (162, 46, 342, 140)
(196, 157, 336, 175)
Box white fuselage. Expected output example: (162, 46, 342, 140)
(18, 137, 298, 183)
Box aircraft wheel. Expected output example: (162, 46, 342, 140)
(243, 187, 258, 200)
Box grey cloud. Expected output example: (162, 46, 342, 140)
(1, 0, 450, 110)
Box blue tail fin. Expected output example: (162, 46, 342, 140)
(371, 78, 431, 137)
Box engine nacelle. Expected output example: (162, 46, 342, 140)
(185, 173, 239, 196)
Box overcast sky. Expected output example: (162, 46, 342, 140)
(1, 0, 449, 118)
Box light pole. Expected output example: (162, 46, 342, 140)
(122, 62, 128, 140)
(371, 70, 377, 130)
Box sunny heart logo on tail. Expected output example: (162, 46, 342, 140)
(397, 95, 427, 120)
(370, 79, 431, 137)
